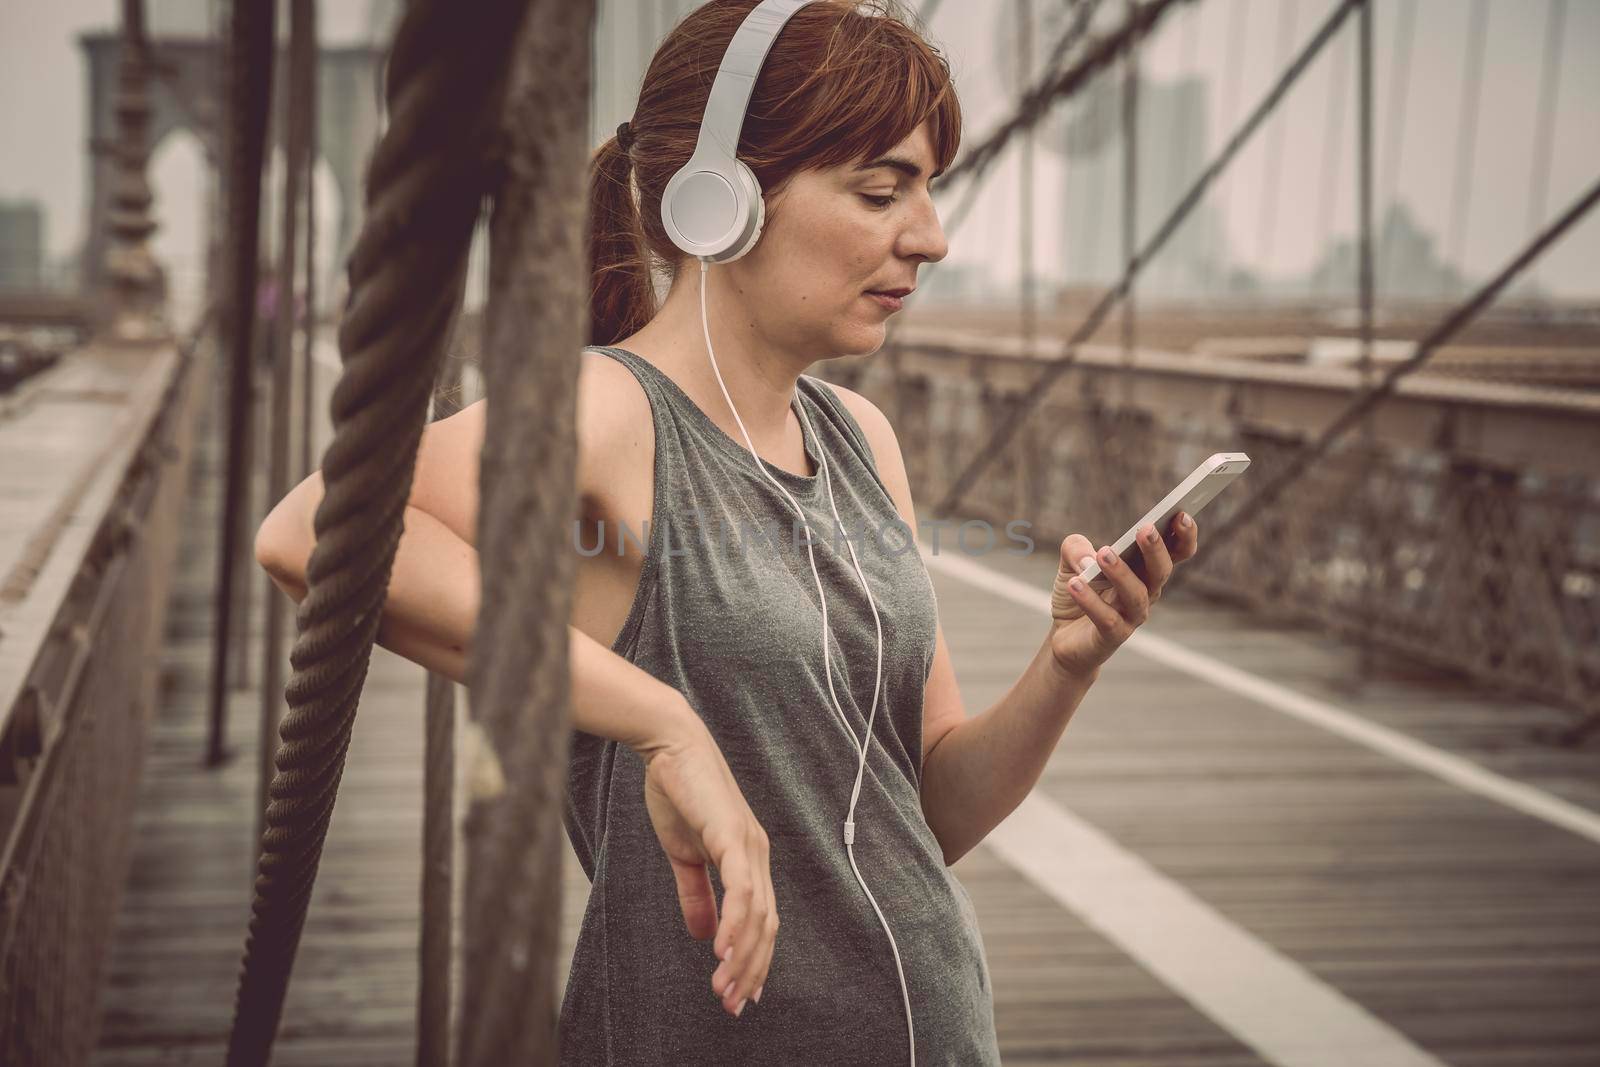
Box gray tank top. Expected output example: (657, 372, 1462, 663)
(559, 347, 1000, 1065)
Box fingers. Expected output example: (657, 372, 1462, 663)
(1168, 510, 1199, 562)
(668, 855, 718, 942)
(1131, 522, 1175, 601)
(1051, 534, 1096, 620)
(1062, 556, 1137, 652)
(1059, 533, 1095, 572)
(1092, 543, 1150, 627)
(742, 855, 778, 1012)
(707, 826, 776, 1017)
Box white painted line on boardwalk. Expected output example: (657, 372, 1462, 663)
(922, 547, 1600, 846)
(987, 791, 1449, 1067)
(927, 548, 1455, 1066)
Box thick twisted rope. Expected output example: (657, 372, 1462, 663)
(224, 2, 529, 1063)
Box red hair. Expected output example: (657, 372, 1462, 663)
(587, 0, 963, 347)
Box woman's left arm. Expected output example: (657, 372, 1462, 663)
(831, 386, 1198, 867)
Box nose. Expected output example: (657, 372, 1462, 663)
(898, 189, 948, 265)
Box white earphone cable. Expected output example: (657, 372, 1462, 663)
(697, 258, 914, 1065)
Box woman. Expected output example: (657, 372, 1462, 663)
(257, 1, 1198, 1062)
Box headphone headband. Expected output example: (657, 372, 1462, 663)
(661, 0, 819, 263)
(695, 0, 814, 162)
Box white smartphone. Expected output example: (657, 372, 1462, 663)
(1075, 452, 1252, 590)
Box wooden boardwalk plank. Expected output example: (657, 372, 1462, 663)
(933, 543, 1600, 1066)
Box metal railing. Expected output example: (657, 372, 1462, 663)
(882, 0, 1600, 739)
(823, 341, 1600, 737)
(0, 340, 208, 1065)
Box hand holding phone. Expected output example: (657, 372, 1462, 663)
(1071, 452, 1250, 592)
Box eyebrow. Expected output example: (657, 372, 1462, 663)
(855, 155, 944, 181)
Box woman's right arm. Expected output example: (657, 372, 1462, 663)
(253, 363, 776, 1017)
(255, 479, 699, 753)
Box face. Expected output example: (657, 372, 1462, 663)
(718, 121, 949, 360)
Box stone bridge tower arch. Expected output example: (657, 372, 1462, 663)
(80, 31, 382, 299)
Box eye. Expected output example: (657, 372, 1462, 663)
(860, 193, 897, 209)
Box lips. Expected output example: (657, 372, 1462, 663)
(866, 287, 914, 298)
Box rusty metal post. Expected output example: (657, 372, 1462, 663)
(458, 1, 596, 1062)
(104, 0, 169, 341)
(207, 0, 276, 767)
(418, 351, 466, 1067)
(418, 671, 458, 1067)
(257, 0, 313, 857)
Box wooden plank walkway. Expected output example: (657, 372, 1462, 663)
(92, 348, 1600, 1065)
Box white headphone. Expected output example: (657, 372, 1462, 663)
(656, 2, 915, 1061)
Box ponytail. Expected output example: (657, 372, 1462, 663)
(588, 131, 656, 348)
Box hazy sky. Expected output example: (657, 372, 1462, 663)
(4, 0, 1596, 302)
(922, 0, 1600, 296)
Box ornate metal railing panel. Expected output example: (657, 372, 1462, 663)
(825, 343, 1599, 730)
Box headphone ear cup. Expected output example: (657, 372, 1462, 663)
(710, 159, 766, 264)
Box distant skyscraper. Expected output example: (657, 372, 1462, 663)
(147, 0, 211, 38)
(1053, 73, 1221, 298)
(0, 200, 45, 290)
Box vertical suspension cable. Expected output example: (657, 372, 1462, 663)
(1525, 0, 1567, 297)
(1442, 0, 1487, 299)
(257, 0, 312, 857)
(1357, 0, 1374, 367)
(298, 0, 319, 481)
(1375, 0, 1416, 295)
(1314, 15, 1349, 298)
(1355, 0, 1377, 681)
(1174, 0, 1200, 293)
(1209, 0, 1249, 289)
(1018, 0, 1036, 359)
(1119, 0, 1138, 405)
(1254, 0, 1297, 274)
(207, 0, 275, 768)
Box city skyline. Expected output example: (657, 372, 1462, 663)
(2, 0, 1596, 305)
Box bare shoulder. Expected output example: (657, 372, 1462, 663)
(577, 349, 654, 518)
(821, 380, 916, 523)
(403, 352, 653, 546)
(824, 381, 893, 452)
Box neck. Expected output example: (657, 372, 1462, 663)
(620, 263, 806, 451)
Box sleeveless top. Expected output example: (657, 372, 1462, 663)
(559, 346, 1001, 1066)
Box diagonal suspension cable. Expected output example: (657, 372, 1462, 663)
(935, 0, 1187, 197)
(933, 0, 1362, 518)
(1172, 174, 1600, 576)
(938, 0, 1105, 240)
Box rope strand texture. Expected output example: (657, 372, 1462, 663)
(224, 2, 528, 1064)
